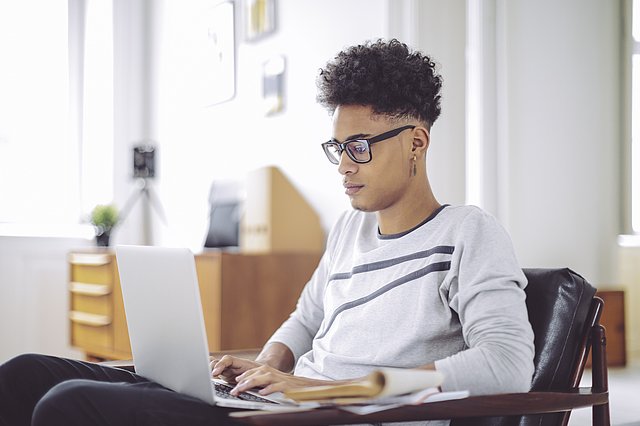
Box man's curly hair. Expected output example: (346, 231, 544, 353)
(317, 39, 442, 128)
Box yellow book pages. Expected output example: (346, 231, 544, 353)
(284, 371, 384, 401)
(284, 368, 443, 402)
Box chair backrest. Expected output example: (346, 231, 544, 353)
(525, 268, 596, 392)
(454, 268, 598, 426)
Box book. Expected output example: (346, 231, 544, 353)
(283, 367, 445, 403)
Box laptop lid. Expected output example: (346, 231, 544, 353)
(115, 245, 216, 405)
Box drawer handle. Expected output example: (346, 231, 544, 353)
(69, 311, 112, 327)
(69, 253, 111, 266)
(69, 282, 112, 296)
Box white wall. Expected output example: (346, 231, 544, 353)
(416, 0, 468, 206)
(0, 237, 86, 362)
(112, 0, 160, 247)
(501, 0, 621, 284)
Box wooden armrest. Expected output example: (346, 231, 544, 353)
(230, 388, 609, 426)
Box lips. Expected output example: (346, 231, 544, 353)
(343, 182, 364, 196)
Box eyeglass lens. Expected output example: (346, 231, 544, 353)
(325, 140, 370, 164)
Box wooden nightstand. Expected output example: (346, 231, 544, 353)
(68, 251, 130, 360)
(595, 290, 626, 366)
(585, 289, 626, 367)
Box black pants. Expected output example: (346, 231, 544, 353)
(0, 353, 236, 426)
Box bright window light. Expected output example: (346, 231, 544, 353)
(0, 1, 73, 224)
(80, 0, 114, 213)
(0, 0, 113, 231)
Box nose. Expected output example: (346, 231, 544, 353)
(337, 150, 357, 175)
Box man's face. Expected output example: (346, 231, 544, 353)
(331, 105, 415, 213)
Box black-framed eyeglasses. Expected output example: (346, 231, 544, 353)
(321, 125, 416, 165)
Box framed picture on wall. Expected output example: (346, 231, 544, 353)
(244, 0, 276, 41)
(200, 0, 236, 105)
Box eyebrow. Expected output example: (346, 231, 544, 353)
(330, 133, 371, 143)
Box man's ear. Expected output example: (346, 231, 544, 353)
(411, 127, 430, 154)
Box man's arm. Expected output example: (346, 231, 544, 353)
(255, 342, 295, 373)
(434, 211, 535, 395)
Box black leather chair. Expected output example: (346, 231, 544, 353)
(452, 268, 607, 426)
(232, 268, 610, 426)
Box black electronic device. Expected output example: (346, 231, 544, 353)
(133, 145, 156, 178)
(118, 144, 166, 240)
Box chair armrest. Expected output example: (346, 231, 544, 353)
(230, 389, 609, 426)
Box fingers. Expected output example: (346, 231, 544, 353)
(258, 382, 288, 396)
(211, 355, 253, 383)
(210, 357, 232, 382)
(230, 365, 288, 396)
(209, 356, 219, 371)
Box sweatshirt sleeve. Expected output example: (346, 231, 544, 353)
(434, 209, 535, 395)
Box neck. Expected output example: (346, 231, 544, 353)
(376, 179, 440, 235)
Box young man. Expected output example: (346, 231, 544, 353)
(213, 39, 534, 398)
(0, 39, 534, 426)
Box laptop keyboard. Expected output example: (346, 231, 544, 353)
(213, 382, 275, 404)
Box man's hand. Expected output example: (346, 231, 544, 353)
(228, 364, 335, 397)
(211, 343, 340, 396)
(210, 355, 261, 384)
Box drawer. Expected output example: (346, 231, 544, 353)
(70, 281, 112, 316)
(70, 293, 112, 316)
(71, 264, 114, 285)
(69, 253, 113, 285)
(70, 311, 113, 350)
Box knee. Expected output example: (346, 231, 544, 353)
(0, 353, 45, 374)
(0, 353, 46, 390)
(32, 380, 90, 426)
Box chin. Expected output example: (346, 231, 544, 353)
(350, 200, 375, 213)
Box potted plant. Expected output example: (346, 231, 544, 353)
(90, 204, 119, 246)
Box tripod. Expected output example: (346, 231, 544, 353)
(119, 178, 167, 245)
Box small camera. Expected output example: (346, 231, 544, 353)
(133, 145, 156, 179)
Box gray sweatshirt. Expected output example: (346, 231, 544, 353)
(268, 205, 534, 398)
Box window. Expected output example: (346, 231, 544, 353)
(79, 0, 114, 214)
(0, 0, 113, 233)
(0, 1, 72, 224)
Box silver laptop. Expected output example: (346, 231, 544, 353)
(115, 245, 291, 410)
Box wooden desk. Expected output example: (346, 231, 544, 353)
(68, 250, 321, 361)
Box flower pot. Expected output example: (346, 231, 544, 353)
(95, 230, 111, 247)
